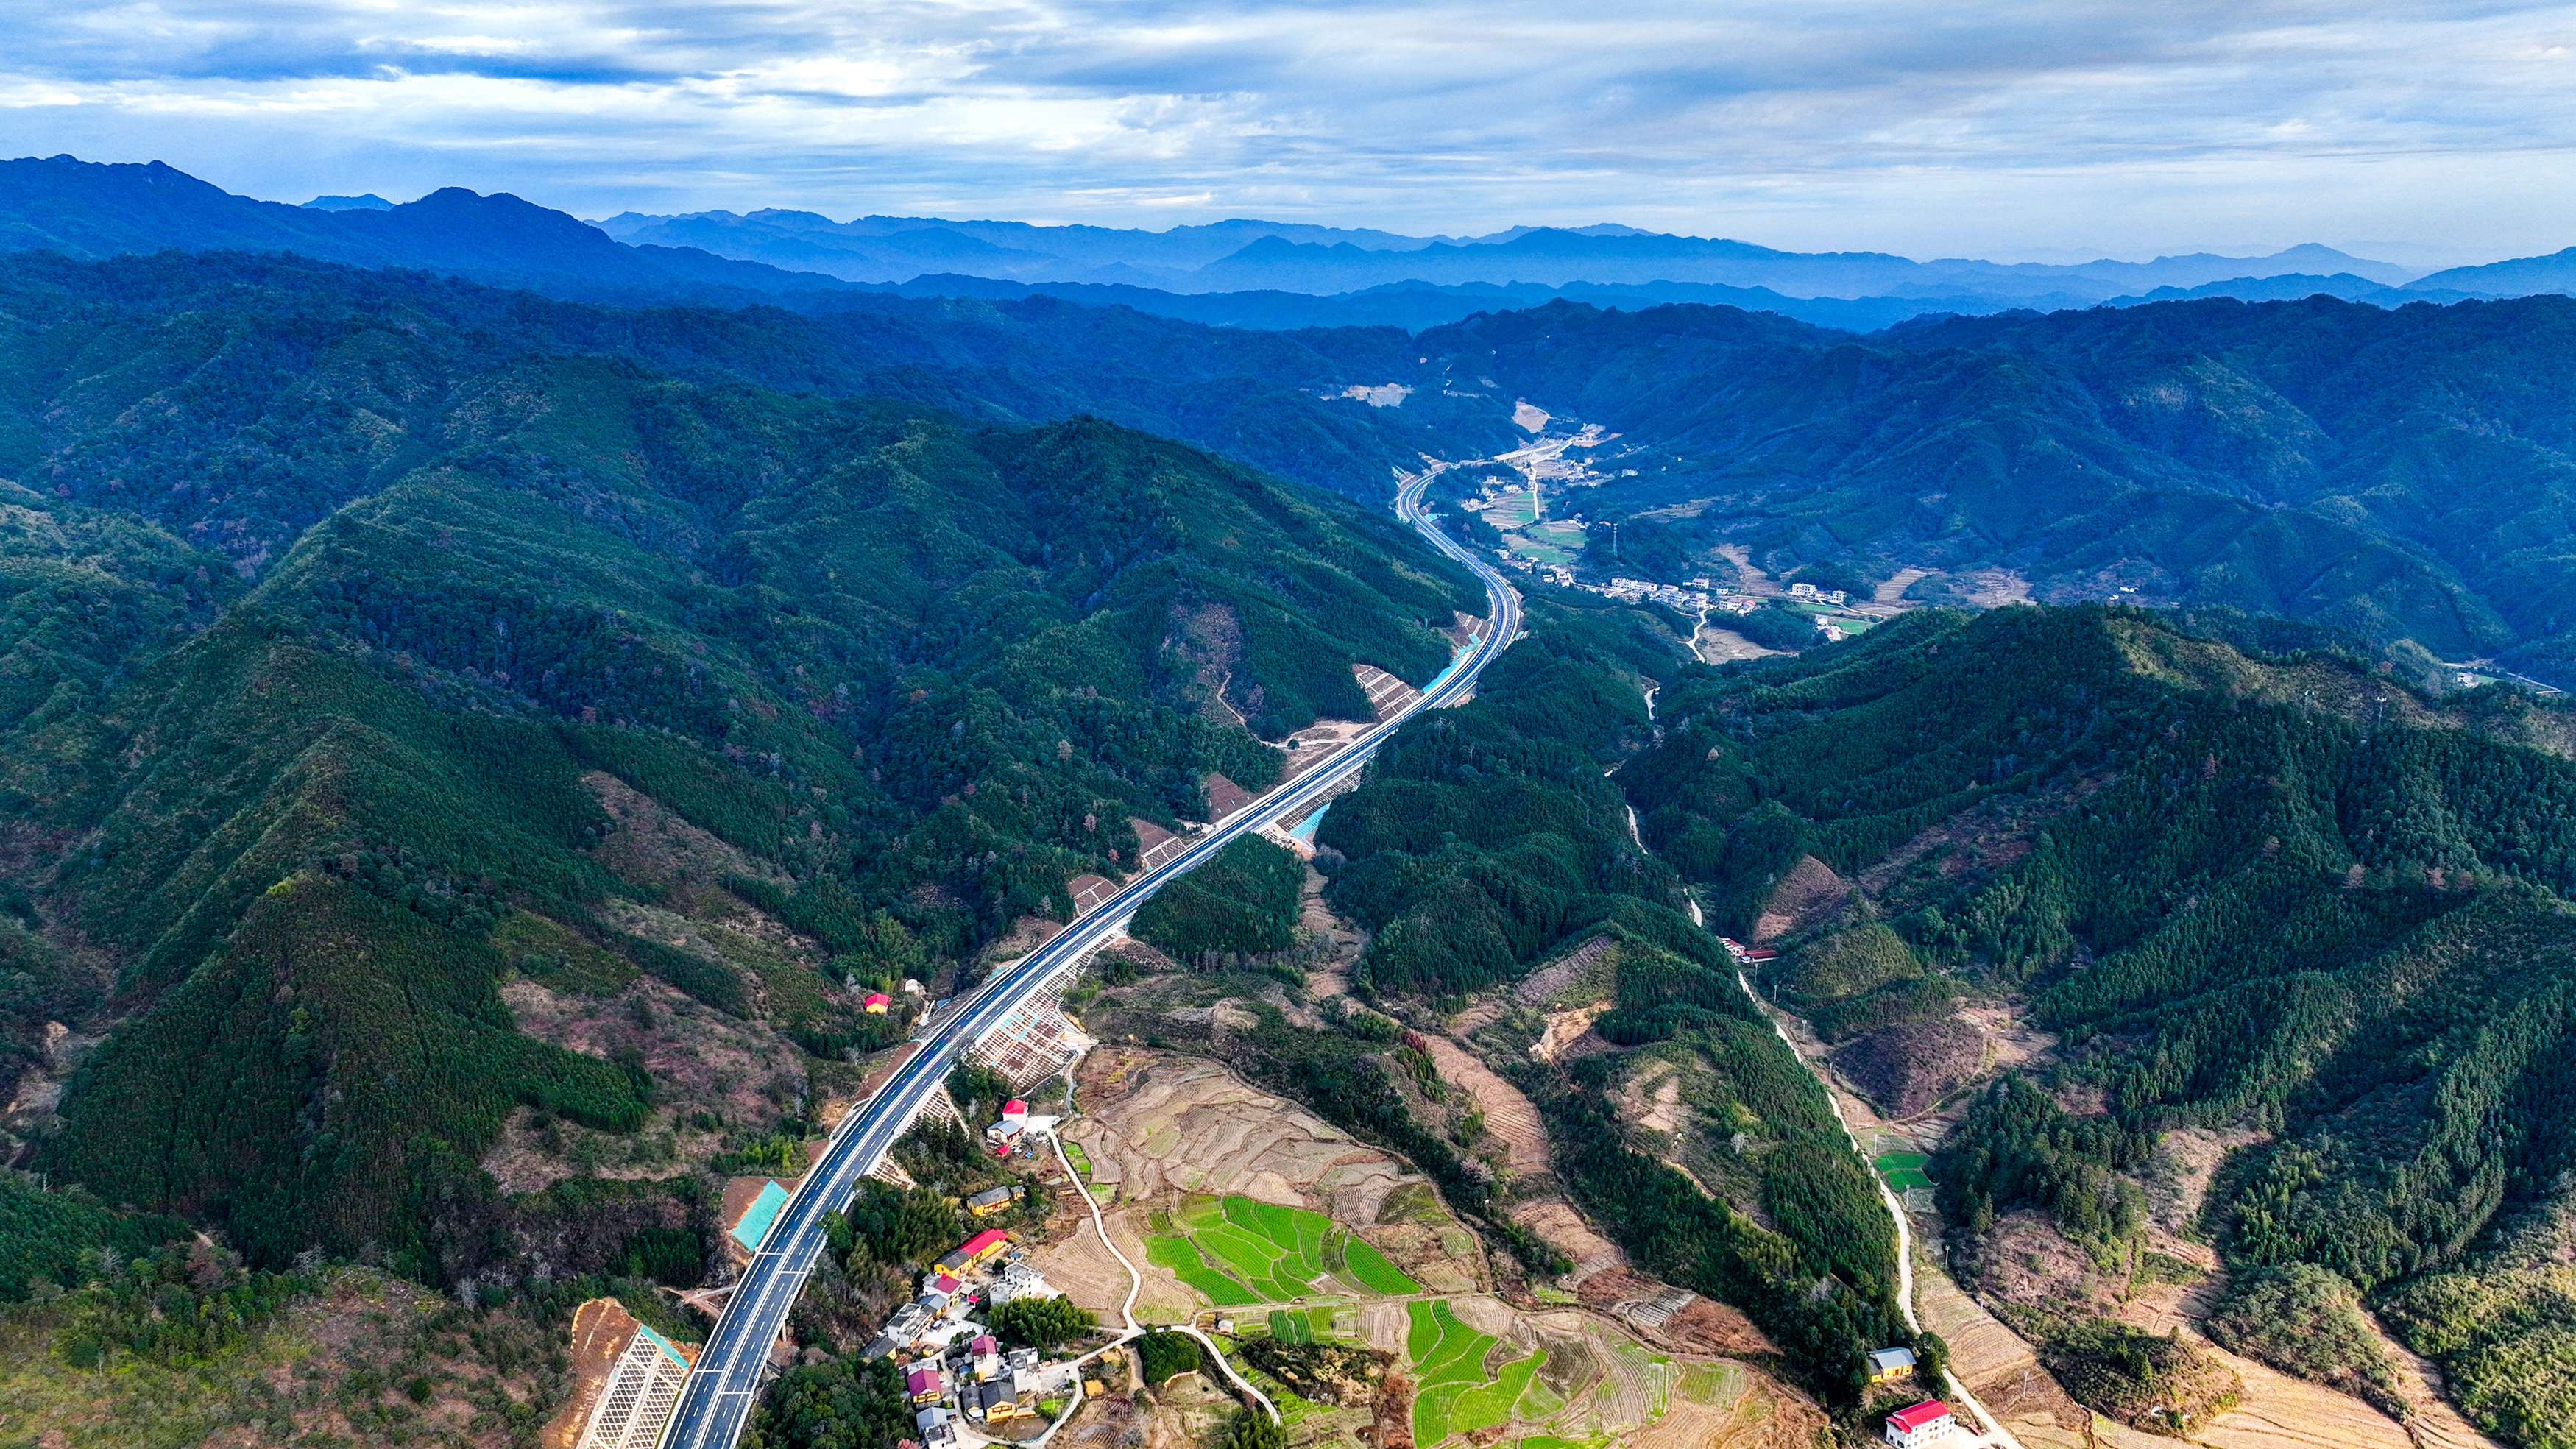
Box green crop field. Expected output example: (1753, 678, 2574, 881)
(1437, 1350, 1543, 1442)
(1268, 1308, 1314, 1344)
(1406, 1300, 1543, 1445)
(1342, 1237, 1422, 1294)
(1157, 1194, 1398, 1303)
(1502, 532, 1574, 566)
(1147, 1234, 1263, 1305)
(1873, 1152, 1933, 1191)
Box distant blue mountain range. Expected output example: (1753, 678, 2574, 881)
(0, 152, 2555, 330)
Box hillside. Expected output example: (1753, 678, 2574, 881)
(1412, 294, 2576, 684)
(0, 311, 1482, 1284)
(1609, 603, 2576, 1445)
(0, 154, 867, 305)
(21, 219, 2576, 695)
(0, 248, 1524, 531)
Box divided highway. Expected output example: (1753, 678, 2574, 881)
(658, 472, 1518, 1449)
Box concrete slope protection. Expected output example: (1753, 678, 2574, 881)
(658, 472, 1518, 1449)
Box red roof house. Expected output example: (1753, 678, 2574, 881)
(864, 993, 892, 1013)
(1883, 1399, 1957, 1448)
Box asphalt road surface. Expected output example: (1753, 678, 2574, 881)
(657, 471, 1518, 1449)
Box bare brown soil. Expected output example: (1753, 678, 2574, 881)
(488, 977, 802, 1194)
(1691, 624, 1789, 666)
(1832, 1017, 1984, 1117)
(585, 770, 785, 893)
(1415, 1034, 1547, 1181)
(1749, 855, 1847, 943)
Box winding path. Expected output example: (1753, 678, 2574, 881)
(1695, 892, 2023, 1449)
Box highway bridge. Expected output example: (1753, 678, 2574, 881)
(657, 471, 1518, 1449)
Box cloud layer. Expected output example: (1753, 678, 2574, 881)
(4, 0, 2573, 259)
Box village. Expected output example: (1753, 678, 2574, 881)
(1440, 455, 1883, 648)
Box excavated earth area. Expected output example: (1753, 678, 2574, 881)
(1064, 1049, 1412, 1219)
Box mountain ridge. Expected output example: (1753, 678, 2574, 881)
(15, 155, 2564, 336)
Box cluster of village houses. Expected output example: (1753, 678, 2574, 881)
(882, 1225, 1101, 1445)
(1485, 556, 1857, 625)
(863, 1099, 1110, 1445)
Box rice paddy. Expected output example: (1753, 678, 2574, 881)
(1406, 1300, 1544, 1446)
(1873, 1152, 1933, 1191)
(1146, 1193, 1422, 1308)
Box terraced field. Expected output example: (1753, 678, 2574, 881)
(1148, 1193, 1426, 1307)
(1267, 1307, 1335, 1344)
(1344, 1237, 1421, 1294)
(1406, 1300, 1548, 1447)
(1146, 1232, 1264, 1305)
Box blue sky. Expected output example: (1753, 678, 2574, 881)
(4, 0, 2573, 263)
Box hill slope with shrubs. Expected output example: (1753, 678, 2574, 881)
(0, 306, 1482, 1288)
(1615, 602, 2576, 1445)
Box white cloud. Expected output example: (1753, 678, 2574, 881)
(2, 0, 2572, 259)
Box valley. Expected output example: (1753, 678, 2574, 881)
(0, 227, 2573, 1449)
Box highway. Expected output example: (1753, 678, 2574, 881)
(657, 470, 1518, 1449)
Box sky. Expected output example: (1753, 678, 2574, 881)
(4, 0, 2575, 264)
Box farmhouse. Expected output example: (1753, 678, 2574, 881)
(935, 1228, 1011, 1275)
(1883, 1399, 1957, 1448)
(1867, 1346, 1917, 1384)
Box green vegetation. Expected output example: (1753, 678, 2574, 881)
(1426, 294, 2576, 683)
(0, 1176, 188, 1302)
(1132, 836, 1305, 966)
(2384, 1273, 2576, 1447)
(1543, 1016, 1910, 1400)
(1147, 1233, 1264, 1306)
(1318, 601, 1687, 1000)
(1266, 1308, 1313, 1344)
(0, 253, 1487, 1292)
(745, 1355, 913, 1449)
(1603, 600, 2576, 1438)
(1774, 924, 1919, 1010)
(1150, 1194, 1388, 1305)
(1136, 1328, 1203, 1384)
(1404, 1300, 1490, 1381)
(834, 1180, 965, 1270)
(1729, 604, 1822, 653)
(1404, 1300, 1544, 1447)
(1222, 1406, 1286, 1449)
(1872, 1154, 1932, 1191)
(2037, 1317, 2241, 1436)
(990, 1294, 1098, 1349)
(1340, 1237, 1421, 1294)
(2205, 1264, 2401, 1417)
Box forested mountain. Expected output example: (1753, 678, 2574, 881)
(1608, 605, 2576, 1444)
(0, 254, 1483, 1283)
(1415, 294, 2576, 681)
(1312, 600, 1927, 1397)
(0, 155, 877, 306)
(597, 204, 2427, 303)
(0, 249, 1532, 556)
(7, 155, 2513, 334)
